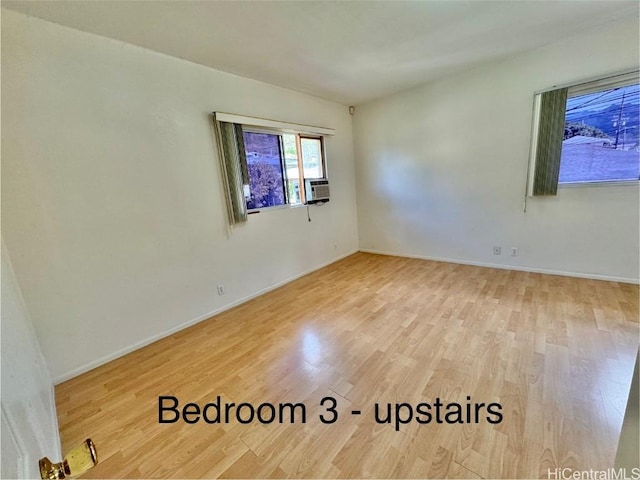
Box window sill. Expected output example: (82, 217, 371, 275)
(558, 180, 639, 188)
(247, 203, 306, 214)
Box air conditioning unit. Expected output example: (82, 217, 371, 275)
(305, 179, 330, 204)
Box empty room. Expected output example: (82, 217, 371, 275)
(1, 1, 639, 479)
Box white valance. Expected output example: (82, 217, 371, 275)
(213, 112, 335, 136)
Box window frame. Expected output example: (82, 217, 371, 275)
(524, 67, 640, 198)
(240, 126, 328, 212)
(212, 112, 334, 225)
(242, 127, 290, 211)
(299, 135, 326, 181)
(559, 77, 639, 188)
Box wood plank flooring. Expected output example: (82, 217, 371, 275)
(55, 253, 639, 478)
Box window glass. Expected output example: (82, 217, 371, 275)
(300, 137, 323, 179)
(559, 83, 639, 183)
(243, 132, 286, 209)
(282, 134, 302, 205)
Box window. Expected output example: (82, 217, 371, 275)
(528, 71, 639, 196)
(283, 134, 303, 205)
(559, 82, 639, 184)
(242, 130, 325, 210)
(213, 112, 333, 224)
(243, 131, 287, 210)
(300, 137, 324, 179)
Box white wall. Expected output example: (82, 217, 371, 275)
(1, 9, 359, 382)
(354, 19, 639, 283)
(1, 239, 62, 478)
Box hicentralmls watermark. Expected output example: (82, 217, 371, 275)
(548, 468, 640, 480)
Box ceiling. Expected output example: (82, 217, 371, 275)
(3, 1, 638, 105)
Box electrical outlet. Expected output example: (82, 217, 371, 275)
(217, 285, 225, 295)
(511, 247, 518, 256)
(493, 246, 501, 255)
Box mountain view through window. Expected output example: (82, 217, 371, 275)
(559, 83, 639, 183)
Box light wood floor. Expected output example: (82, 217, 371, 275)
(56, 253, 639, 478)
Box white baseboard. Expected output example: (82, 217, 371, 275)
(53, 249, 359, 384)
(358, 248, 640, 285)
(53, 246, 637, 384)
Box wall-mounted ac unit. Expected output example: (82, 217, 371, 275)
(305, 179, 330, 204)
